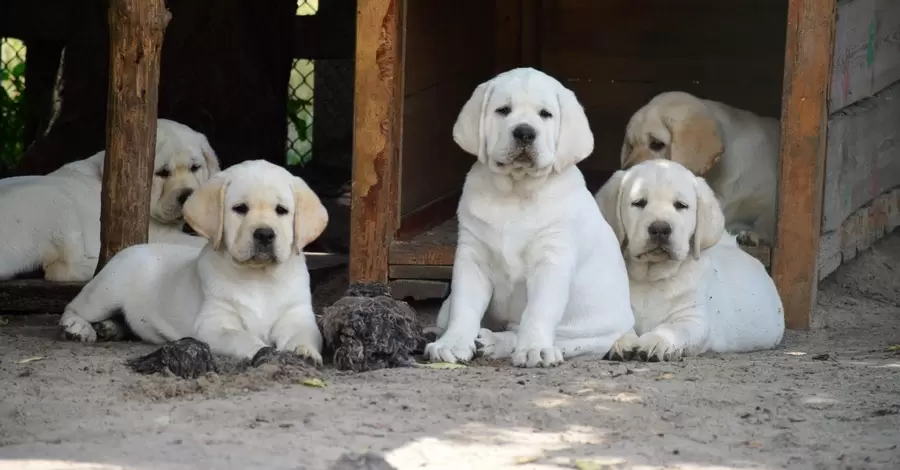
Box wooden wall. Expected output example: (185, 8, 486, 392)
(537, 0, 788, 191)
(399, 0, 495, 219)
(818, 0, 900, 280)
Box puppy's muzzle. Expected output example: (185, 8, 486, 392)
(647, 220, 672, 245)
(512, 123, 536, 146)
(501, 123, 537, 166)
(176, 189, 194, 207)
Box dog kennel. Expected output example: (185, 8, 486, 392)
(351, 0, 899, 330)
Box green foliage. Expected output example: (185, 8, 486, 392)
(1, 39, 27, 171)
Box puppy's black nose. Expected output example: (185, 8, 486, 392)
(253, 227, 276, 245)
(176, 189, 194, 206)
(512, 124, 536, 145)
(648, 221, 672, 241)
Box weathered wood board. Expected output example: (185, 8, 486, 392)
(821, 82, 900, 233)
(829, 0, 900, 112)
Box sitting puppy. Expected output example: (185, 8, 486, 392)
(0, 119, 219, 282)
(58, 160, 329, 363)
(619, 91, 780, 245)
(595, 160, 785, 362)
(424, 67, 635, 368)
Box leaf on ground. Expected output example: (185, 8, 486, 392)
(655, 372, 676, 380)
(514, 455, 540, 464)
(299, 377, 326, 388)
(574, 458, 626, 470)
(0, 317, 9, 326)
(16, 356, 46, 364)
(413, 362, 467, 369)
(886, 344, 900, 352)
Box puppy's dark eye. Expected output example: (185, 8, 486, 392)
(190, 164, 202, 173)
(275, 204, 289, 216)
(155, 168, 171, 178)
(539, 109, 553, 119)
(648, 137, 666, 152)
(232, 203, 249, 215)
(495, 106, 512, 116)
(631, 199, 647, 209)
(674, 201, 689, 211)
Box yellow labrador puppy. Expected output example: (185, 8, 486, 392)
(619, 91, 780, 244)
(58, 160, 328, 362)
(596, 160, 784, 362)
(0, 119, 219, 281)
(424, 67, 635, 368)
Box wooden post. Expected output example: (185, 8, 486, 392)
(349, 0, 405, 283)
(773, 0, 836, 329)
(96, 0, 171, 272)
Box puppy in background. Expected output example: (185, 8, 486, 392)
(59, 160, 329, 363)
(424, 67, 635, 368)
(596, 159, 784, 362)
(619, 91, 780, 245)
(0, 119, 219, 282)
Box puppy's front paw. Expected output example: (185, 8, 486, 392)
(606, 329, 639, 362)
(634, 332, 682, 362)
(735, 230, 762, 247)
(511, 345, 563, 368)
(474, 329, 516, 359)
(291, 344, 324, 367)
(59, 312, 97, 343)
(424, 334, 476, 363)
(422, 325, 445, 343)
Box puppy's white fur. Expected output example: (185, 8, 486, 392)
(0, 119, 219, 281)
(620, 91, 780, 242)
(425, 67, 635, 368)
(59, 160, 329, 362)
(596, 160, 784, 361)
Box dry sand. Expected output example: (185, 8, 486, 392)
(1, 235, 898, 470)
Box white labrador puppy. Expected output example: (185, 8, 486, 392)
(620, 91, 780, 244)
(58, 160, 329, 362)
(424, 67, 635, 368)
(0, 119, 219, 281)
(595, 159, 785, 362)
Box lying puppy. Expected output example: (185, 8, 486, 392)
(595, 160, 785, 361)
(619, 91, 780, 244)
(424, 67, 635, 368)
(0, 119, 218, 281)
(59, 160, 329, 363)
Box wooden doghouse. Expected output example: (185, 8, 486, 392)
(352, 0, 898, 329)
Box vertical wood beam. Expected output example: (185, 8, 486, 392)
(350, 0, 404, 283)
(97, 0, 171, 272)
(773, 0, 836, 329)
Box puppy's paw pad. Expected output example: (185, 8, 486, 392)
(512, 347, 563, 368)
(424, 336, 475, 364)
(606, 334, 638, 362)
(735, 230, 762, 247)
(59, 313, 97, 343)
(422, 326, 444, 343)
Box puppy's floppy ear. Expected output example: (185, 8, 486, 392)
(691, 175, 725, 258)
(595, 170, 628, 249)
(199, 134, 221, 174)
(183, 173, 229, 250)
(662, 104, 724, 175)
(291, 176, 329, 255)
(453, 80, 495, 163)
(553, 86, 594, 173)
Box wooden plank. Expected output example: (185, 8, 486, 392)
(821, 83, 900, 232)
(494, 0, 523, 72)
(829, 0, 900, 111)
(97, 0, 171, 272)
(350, 0, 404, 283)
(396, 191, 460, 241)
(388, 264, 453, 280)
(773, 0, 837, 330)
(388, 279, 449, 301)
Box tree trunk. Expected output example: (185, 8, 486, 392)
(97, 0, 171, 273)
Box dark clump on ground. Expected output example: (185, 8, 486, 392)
(328, 452, 398, 470)
(127, 337, 218, 379)
(320, 282, 426, 373)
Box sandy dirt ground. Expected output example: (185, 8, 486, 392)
(1, 235, 899, 470)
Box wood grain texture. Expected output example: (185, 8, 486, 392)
(97, 0, 171, 272)
(350, 0, 403, 283)
(829, 0, 900, 111)
(773, 0, 837, 330)
(821, 83, 900, 232)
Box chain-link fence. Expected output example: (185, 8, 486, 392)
(286, 0, 318, 167)
(1, 37, 27, 170)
